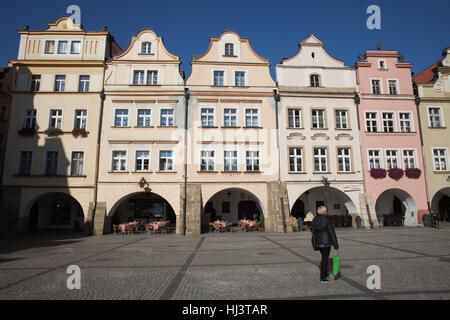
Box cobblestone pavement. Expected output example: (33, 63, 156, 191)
(1, 224, 450, 300)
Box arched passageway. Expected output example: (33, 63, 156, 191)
(431, 188, 450, 222)
(375, 189, 417, 226)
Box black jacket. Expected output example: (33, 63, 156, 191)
(312, 215, 339, 249)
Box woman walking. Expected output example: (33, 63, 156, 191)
(311, 206, 339, 283)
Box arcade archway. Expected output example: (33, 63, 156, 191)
(375, 189, 417, 226)
(431, 187, 450, 221)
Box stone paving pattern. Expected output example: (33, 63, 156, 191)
(1, 225, 450, 300)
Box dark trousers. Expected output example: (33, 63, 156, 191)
(319, 246, 331, 280)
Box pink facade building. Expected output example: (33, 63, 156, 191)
(355, 48, 428, 226)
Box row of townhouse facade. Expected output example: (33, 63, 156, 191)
(0, 17, 448, 235)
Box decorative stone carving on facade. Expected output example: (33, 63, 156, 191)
(286, 132, 306, 140)
(433, 71, 443, 92)
(335, 133, 353, 141)
(311, 133, 330, 140)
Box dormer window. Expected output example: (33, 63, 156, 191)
(310, 74, 320, 87)
(225, 43, 234, 56)
(141, 42, 152, 54)
(378, 60, 387, 70)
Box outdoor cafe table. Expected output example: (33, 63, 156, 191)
(149, 221, 165, 231)
(119, 221, 139, 233)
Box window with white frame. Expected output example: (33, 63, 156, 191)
(378, 60, 387, 70)
(23, 109, 37, 129)
(245, 108, 259, 127)
(246, 151, 260, 171)
(335, 110, 348, 129)
(135, 151, 150, 172)
(371, 79, 381, 94)
(137, 109, 151, 127)
(45, 151, 59, 175)
(399, 112, 412, 132)
(312, 109, 325, 129)
(133, 70, 145, 85)
(310, 74, 320, 87)
(288, 109, 301, 128)
(213, 71, 224, 86)
(141, 42, 151, 54)
(314, 148, 327, 172)
(224, 151, 237, 171)
(382, 112, 395, 132)
(365, 112, 378, 132)
(201, 108, 215, 127)
(200, 151, 215, 171)
(225, 43, 234, 56)
(235, 71, 245, 86)
(114, 109, 129, 127)
(147, 71, 158, 85)
(386, 150, 399, 169)
(49, 109, 63, 129)
(18, 151, 32, 175)
(338, 148, 351, 172)
(433, 149, 448, 171)
(31, 75, 41, 92)
(224, 108, 237, 127)
(403, 150, 416, 169)
(70, 41, 81, 54)
(54, 75, 66, 92)
(159, 151, 173, 171)
(388, 80, 398, 95)
(57, 41, 68, 54)
(289, 147, 303, 172)
(44, 40, 55, 54)
(160, 109, 174, 126)
(70, 151, 84, 176)
(74, 109, 87, 129)
(428, 107, 443, 128)
(368, 150, 382, 169)
(112, 151, 127, 172)
(78, 75, 90, 92)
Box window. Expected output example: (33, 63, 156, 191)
(288, 109, 301, 128)
(160, 109, 174, 127)
(246, 151, 260, 171)
(213, 71, 224, 86)
(388, 80, 398, 95)
(71, 152, 84, 176)
(147, 71, 158, 85)
(289, 148, 303, 172)
(74, 109, 87, 129)
(224, 108, 237, 127)
(0, 106, 6, 121)
(44, 40, 55, 54)
(224, 151, 237, 171)
(114, 109, 129, 127)
(245, 108, 259, 127)
(379, 60, 386, 70)
(200, 151, 215, 171)
(18, 151, 32, 175)
(225, 43, 234, 56)
(141, 42, 151, 54)
(70, 41, 81, 54)
(57, 41, 68, 54)
(23, 109, 37, 129)
(386, 150, 399, 169)
(310, 75, 320, 87)
(201, 108, 215, 127)
(403, 150, 416, 169)
(335, 110, 348, 129)
(382, 112, 395, 133)
(433, 149, 448, 171)
(159, 151, 173, 171)
(112, 151, 127, 172)
(49, 109, 63, 129)
(371, 79, 381, 94)
(368, 150, 382, 169)
(137, 109, 151, 127)
(428, 107, 443, 128)
(54, 75, 66, 92)
(399, 112, 412, 132)
(31, 75, 41, 92)
(45, 151, 59, 175)
(235, 71, 245, 86)
(365, 112, 378, 132)
(133, 70, 145, 85)
(78, 76, 90, 92)
(312, 109, 325, 129)
(338, 148, 351, 172)
(136, 151, 150, 172)
(314, 148, 327, 172)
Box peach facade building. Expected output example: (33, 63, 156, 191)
(355, 47, 428, 226)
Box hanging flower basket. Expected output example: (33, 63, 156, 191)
(44, 127, 63, 137)
(405, 168, 421, 179)
(388, 168, 404, 180)
(370, 168, 386, 179)
(17, 127, 37, 137)
(72, 127, 88, 138)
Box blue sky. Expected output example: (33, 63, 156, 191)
(1, 0, 448, 78)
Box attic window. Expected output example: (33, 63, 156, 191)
(312, 52, 315, 58)
(225, 43, 234, 56)
(141, 42, 151, 54)
(310, 74, 320, 87)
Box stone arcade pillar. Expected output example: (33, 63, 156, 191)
(266, 181, 292, 233)
(180, 184, 202, 235)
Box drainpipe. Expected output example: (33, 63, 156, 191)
(274, 89, 287, 233)
(183, 88, 190, 236)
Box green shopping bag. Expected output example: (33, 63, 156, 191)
(333, 250, 340, 276)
